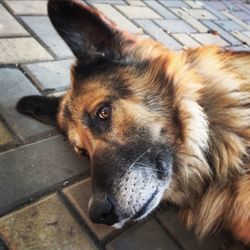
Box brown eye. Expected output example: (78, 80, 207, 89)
(98, 106, 110, 120)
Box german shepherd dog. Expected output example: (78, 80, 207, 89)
(16, 0, 250, 245)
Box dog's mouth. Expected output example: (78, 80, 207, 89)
(132, 189, 159, 220)
(111, 189, 160, 229)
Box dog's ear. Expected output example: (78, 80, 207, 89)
(16, 95, 61, 126)
(48, 0, 130, 63)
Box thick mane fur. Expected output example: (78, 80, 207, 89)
(171, 47, 250, 238)
(130, 39, 250, 240)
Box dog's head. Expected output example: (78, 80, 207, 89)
(17, 0, 210, 228)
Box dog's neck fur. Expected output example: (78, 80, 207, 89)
(164, 46, 250, 237)
(129, 39, 250, 237)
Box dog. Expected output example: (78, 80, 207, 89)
(16, 0, 250, 245)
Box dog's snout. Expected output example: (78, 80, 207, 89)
(156, 151, 172, 179)
(88, 196, 118, 226)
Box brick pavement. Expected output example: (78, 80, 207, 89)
(0, 0, 249, 249)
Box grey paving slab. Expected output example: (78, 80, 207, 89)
(231, 11, 250, 21)
(88, 0, 126, 3)
(0, 135, 89, 215)
(127, 0, 145, 6)
(229, 45, 250, 51)
(0, 38, 53, 64)
(243, 31, 250, 38)
(21, 16, 73, 59)
(222, 11, 250, 31)
(93, 4, 140, 33)
(0, 121, 13, 146)
(0, 4, 28, 37)
(155, 19, 196, 33)
(205, 1, 228, 11)
(171, 8, 209, 32)
(202, 20, 242, 45)
(0, 238, 7, 250)
(144, 1, 177, 19)
(115, 5, 162, 19)
(184, 0, 203, 9)
(0, 68, 53, 140)
(5, 0, 47, 15)
(0, 194, 97, 250)
(134, 19, 182, 49)
(171, 33, 200, 48)
(235, 3, 250, 15)
(223, 1, 240, 11)
(23, 59, 74, 91)
(202, 2, 228, 19)
(106, 219, 181, 250)
(214, 20, 245, 32)
(232, 31, 250, 46)
(159, 0, 188, 8)
(156, 206, 228, 250)
(63, 178, 115, 240)
(191, 33, 229, 46)
(183, 9, 217, 20)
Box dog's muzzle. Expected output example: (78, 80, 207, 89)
(88, 195, 119, 226)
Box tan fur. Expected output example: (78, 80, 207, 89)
(58, 36, 250, 244)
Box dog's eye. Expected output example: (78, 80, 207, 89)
(97, 105, 110, 120)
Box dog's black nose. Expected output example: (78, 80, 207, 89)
(88, 196, 118, 226)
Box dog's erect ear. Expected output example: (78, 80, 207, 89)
(48, 0, 129, 62)
(16, 95, 61, 126)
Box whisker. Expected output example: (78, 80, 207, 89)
(128, 148, 151, 170)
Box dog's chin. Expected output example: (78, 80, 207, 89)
(111, 189, 164, 229)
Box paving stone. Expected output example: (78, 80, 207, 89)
(214, 20, 245, 32)
(0, 38, 52, 64)
(184, 0, 203, 9)
(206, 1, 227, 11)
(223, 1, 240, 11)
(191, 33, 229, 46)
(171, 8, 208, 32)
(93, 4, 140, 33)
(144, 1, 177, 19)
(127, 0, 145, 6)
(5, 0, 47, 15)
(171, 33, 200, 48)
(155, 19, 196, 33)
(222, 11, 250, 31)
(0, 4, 28, 37)
(202, 20, 241, 45)
(202, 3, 228, 19)
(0, 68, 53, 140)
(115, 5, 162, 19)
(21, 16, 73, 59)
(231, 11, 250, 21)
(63, 178, 115, 240)
(88, 0, 126, 3)
(0, 193, 97, 250)
(243, 31, 250, 38)
(23, 59, 74, 91)
(156, 206, 227, 250)
(0, 238, 7, 250)
(134, 19, 182, 49)
(0, 135, 89, 214)
(235, 3, 250, 15)
(183, 9, 217, 20)
(159, 0, 188, 8)
(229, 45, 250, 51)
(106, 218, 181, 250)
(0, 122, 13, 146)
(232, 31, 250, 46)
